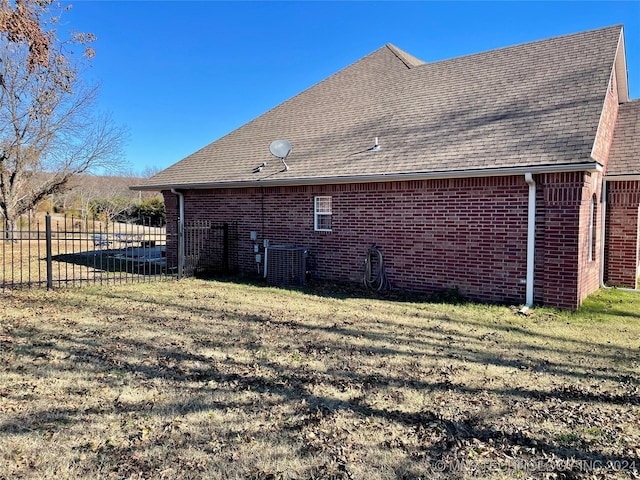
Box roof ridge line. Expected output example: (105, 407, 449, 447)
(384, 43, 426, 69)
(422, 24, 623, 68)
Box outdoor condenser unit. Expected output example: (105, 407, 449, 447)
(266, 245, 308, 287)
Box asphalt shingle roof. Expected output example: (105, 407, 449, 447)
(607, 100, 640, 176)
(140, 25, 624, 190)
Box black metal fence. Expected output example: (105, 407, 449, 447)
(181, 221, 238, 278)
(1, 213, 168, 290)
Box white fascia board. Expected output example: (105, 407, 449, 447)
(131, 162, 602, 191)
(604, 174, 640, 181)
(615, 27, 630, 103)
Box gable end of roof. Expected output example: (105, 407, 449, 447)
(614, 25, 630, 103)
(135, 25, 627, 191)
(385, 43, 426, 68)
(606, 99, 640, 176)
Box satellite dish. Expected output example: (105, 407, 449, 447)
(269, 139, 292, 159)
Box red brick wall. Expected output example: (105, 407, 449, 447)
(537, 173, 581, 308)
(165, 177, 530, 304)
(577, 173, 602, 304)
(535, 172, 600, 309)
(164, 171, 606, 309)
(605, 181, 640, 287)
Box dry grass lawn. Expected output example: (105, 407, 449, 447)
(0, 279, 638, 479)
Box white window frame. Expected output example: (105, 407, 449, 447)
(314, 196, 332, 232)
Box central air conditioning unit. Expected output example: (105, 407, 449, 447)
(266, 245, 308, 287)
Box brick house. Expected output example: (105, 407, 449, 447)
(133, 25, 639, 309)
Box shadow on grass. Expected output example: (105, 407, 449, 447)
(199, 272, 480, 306)
(2, 281, 638, 478)
(51, 246, 166, 276)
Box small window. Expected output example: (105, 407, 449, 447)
(588, 195, 597, 261)
(314, 196, 332, 231)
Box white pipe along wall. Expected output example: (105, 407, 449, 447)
(521, 173, 536, 312)
(600, 179, 608, 288)
(171, 189, 185, 272)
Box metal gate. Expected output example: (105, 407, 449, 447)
(182, 221, 238, 277)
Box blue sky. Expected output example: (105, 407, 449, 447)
(65, 1, 640, 174)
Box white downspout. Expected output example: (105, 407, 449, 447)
(263, 239, 269, 278)
(599, 180, 608, 288)
(171, 188, 185, 275)
(520, 173, 536, 313)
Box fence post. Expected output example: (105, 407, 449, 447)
(45, 213, 53, 290)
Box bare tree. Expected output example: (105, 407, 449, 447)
(140, 164, 161, 179)
(73, 174, 137, 225)
(0, 0, 127, 237)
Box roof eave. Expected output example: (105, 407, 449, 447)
(131, 162, 603, 191)
(604, 174, 640, 181)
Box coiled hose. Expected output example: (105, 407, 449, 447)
(363, 244, 390, 293)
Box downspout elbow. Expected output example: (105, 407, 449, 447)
(170, 188, 185, 222)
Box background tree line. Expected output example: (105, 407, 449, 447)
(45, 172, 166, 226)
(86, 197, 165, 227)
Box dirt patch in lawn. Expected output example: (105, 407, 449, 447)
(0, 280, 638, 479)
